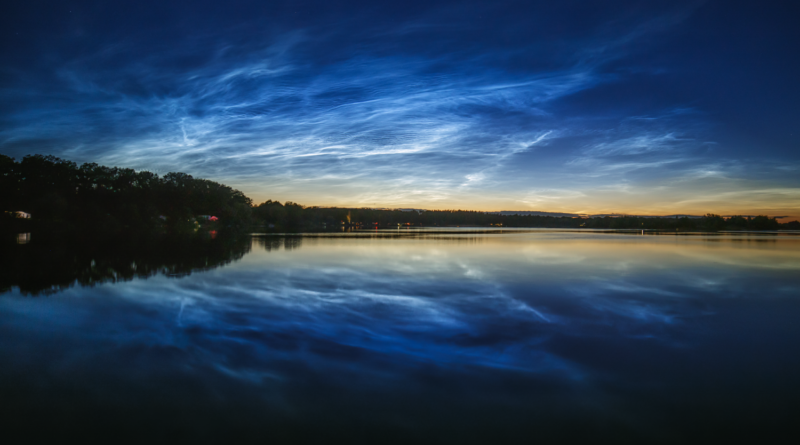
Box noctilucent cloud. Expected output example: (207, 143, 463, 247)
(1, 1, 798, 218)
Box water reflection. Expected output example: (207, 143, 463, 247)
(253, 235, 304, 251)
(1, 232, 799, 443)
(0, 233, 252, 295)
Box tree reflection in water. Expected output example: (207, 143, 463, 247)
(0, 232, 253, 296)
(252, 235, 303, 252)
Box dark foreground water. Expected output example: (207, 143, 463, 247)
(2, 230, 799, 443)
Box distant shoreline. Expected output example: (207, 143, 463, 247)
(3, 154, 798, 235)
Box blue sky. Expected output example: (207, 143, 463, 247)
(1, 1, 798, 218)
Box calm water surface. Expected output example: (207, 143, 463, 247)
(2, 230, 799, 443)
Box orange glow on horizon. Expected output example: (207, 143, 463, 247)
(247, 197, 800, 222)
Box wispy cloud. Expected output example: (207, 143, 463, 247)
(1, 1, 795, 216)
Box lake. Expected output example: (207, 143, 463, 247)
(1, 229, 799, 443)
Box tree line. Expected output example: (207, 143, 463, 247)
(2, 154, 797, 233)
(252, 205, 792, 231)
(1, 154, 252, 233)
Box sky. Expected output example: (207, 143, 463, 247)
(1, 0, 799, 219)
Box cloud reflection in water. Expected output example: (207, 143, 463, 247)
(1, 231, 799, 442)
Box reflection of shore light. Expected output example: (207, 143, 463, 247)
(209, 230, 217, 239)
(17, 233, 30, 244)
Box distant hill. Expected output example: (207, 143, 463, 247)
(588, 213, 704, 219)
(499, 212, 709, 219)
(492, 211, 581, 217)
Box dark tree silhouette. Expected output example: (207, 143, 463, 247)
(1, 154, 251, 234)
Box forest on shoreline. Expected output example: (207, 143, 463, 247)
(3, 154, 798, 234)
